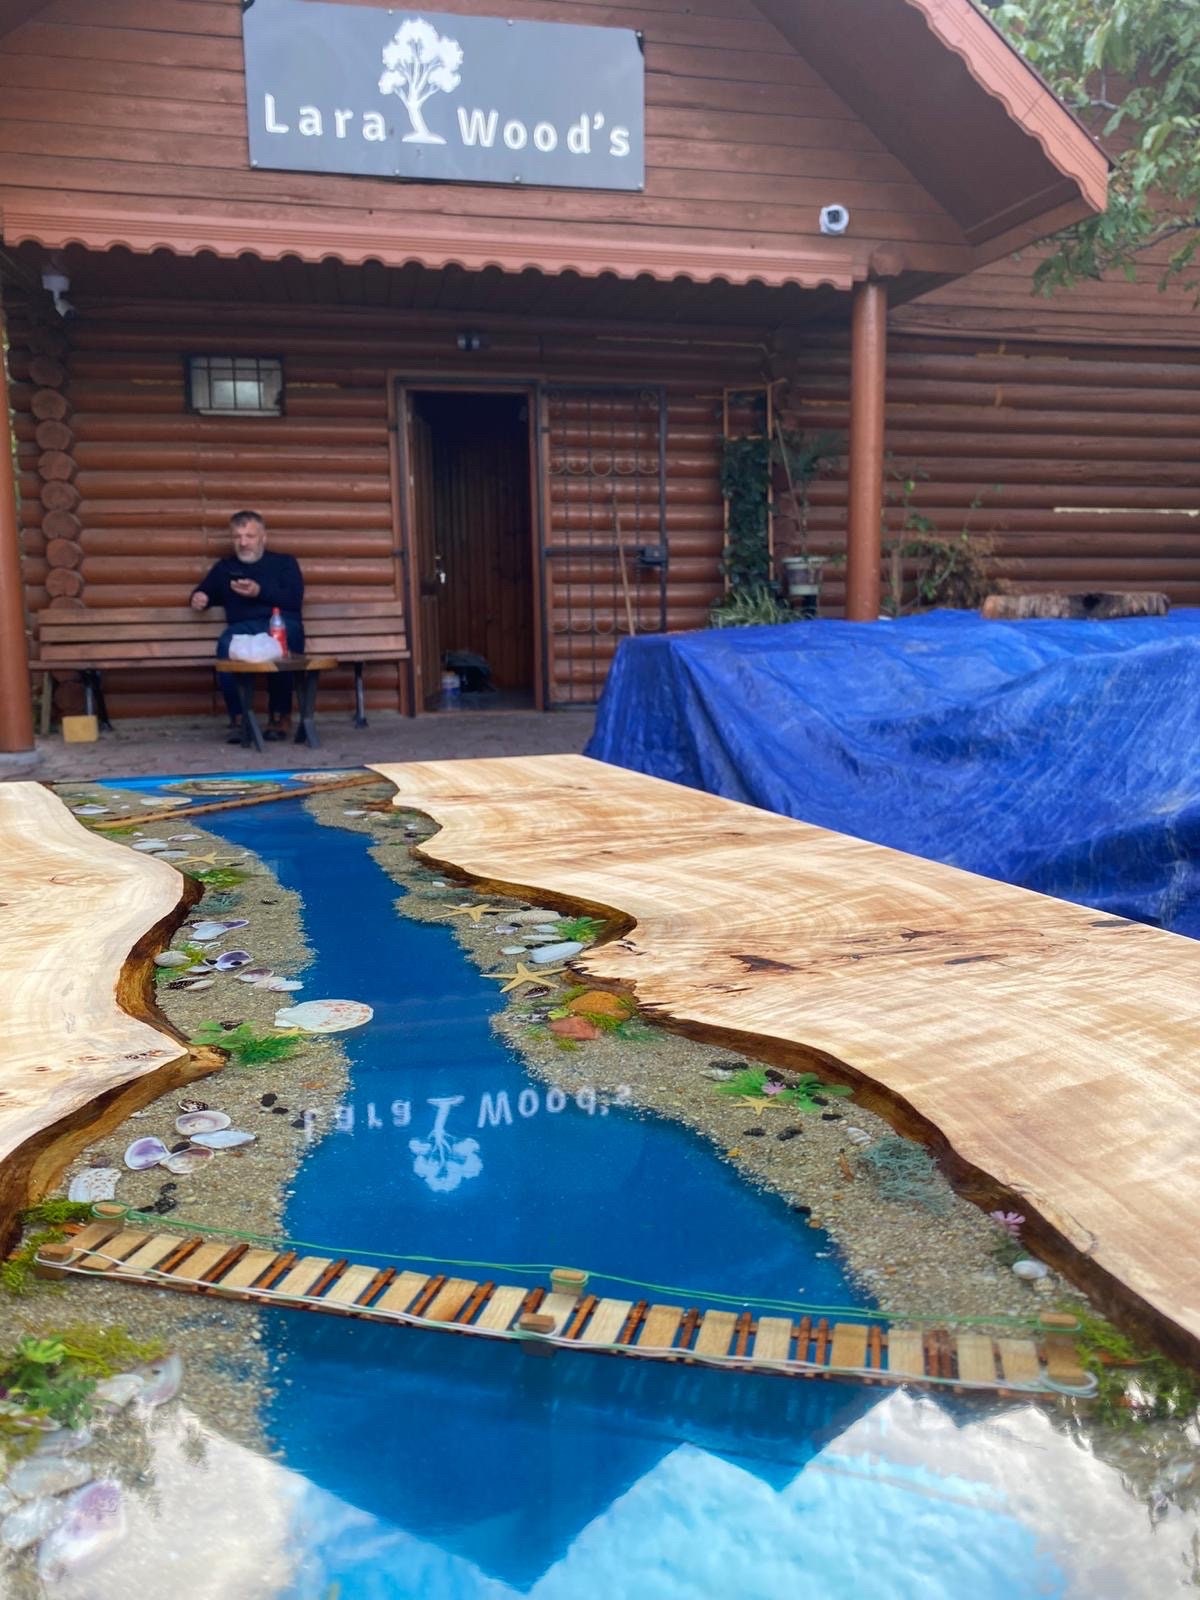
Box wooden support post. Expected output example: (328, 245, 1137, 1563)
(844, 279, 888, 623)
(0, 305, 35, 755)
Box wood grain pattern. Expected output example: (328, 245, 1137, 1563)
(0, 782, 207, 1237)
(372, 753, 1200, 1365)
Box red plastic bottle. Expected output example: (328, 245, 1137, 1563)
(268, 606, 287, 654)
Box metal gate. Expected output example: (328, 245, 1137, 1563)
(541, 385, 668, 708)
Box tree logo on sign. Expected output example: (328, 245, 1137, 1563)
(379, 17, 464, 145)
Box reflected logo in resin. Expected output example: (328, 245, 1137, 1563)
(408, 1095, 482, 1192)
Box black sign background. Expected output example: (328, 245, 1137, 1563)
(243, 0, 645, 191)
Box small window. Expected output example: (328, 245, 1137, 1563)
(187, 355, 283, 416)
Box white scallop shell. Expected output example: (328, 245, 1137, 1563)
(189, 1129, 256, 1149)
(181, 977, 215, 991)
(175, 1110, 231, 1136)
(124, 1137, 169, 1171)
(273, 999, 373, 1033)
(153, 951, 190, 968)
(844, 1127, 873, 1147)
(67, 1167, 120, 1203)
(259, 976, 303, 992)
(160, 1145, 214, 1175)
(71, 806, 108, 816)
(214, 949, 253, 971)
(235, 966, 274, 984)
(1012, 1258, 1049, 1281)
(132, 839, 169, 852)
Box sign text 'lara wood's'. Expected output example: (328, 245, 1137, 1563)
(243, 0, 645, 191)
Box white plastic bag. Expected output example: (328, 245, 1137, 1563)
(228, 632, 283, 663)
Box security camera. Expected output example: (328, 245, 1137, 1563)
(40, 268, 75, 319)
(819, 204, 851, 237)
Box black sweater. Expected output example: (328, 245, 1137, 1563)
(192, 552, 303, 626)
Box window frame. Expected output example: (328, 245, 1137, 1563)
(184, 353, 286, 418)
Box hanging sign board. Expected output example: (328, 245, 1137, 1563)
(243, 0, 645, 192)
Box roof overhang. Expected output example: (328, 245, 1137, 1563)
(756, 0, 1108, 263)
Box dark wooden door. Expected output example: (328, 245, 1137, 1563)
(408, 405, 443, 709)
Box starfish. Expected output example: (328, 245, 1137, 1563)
(436, 903, 502, 924)
(486, 962, 565, 994)
(731, 1095, 788, 1118)
(173, 849, 249, 869)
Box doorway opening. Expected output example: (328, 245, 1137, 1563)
(407, 389, 536, 711)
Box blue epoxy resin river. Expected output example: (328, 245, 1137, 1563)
(103, 772, 1169, 1600)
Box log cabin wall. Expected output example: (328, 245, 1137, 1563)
(5, 289, 764, 716)
(781, 320, 1200, 612)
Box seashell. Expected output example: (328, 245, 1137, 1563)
(235, 967, 273, 985)
(136, 1353, 182, 1409)
(32, 1427, 92, 1458)
(214, 949, 253, 971)
(189, 1128, 256, 1149)
(845, 1127, 873, 1147)
(71, 805, 108, 816)
(124, 1137, 169, 1171)
(259, 975, 303, 992)
(175, 1110, 231, 1136)
(7, 1456, 92, 1501)
(157, 850, 189, 860)
(93, 1374, 142, 1410)
(181, 977, 215, 992)
(178, 1099, 208, 1113)
(160, 1145, 214, 1175)
(493, 924, 519, 935)
(152, 951, 191, 968)
(67, 1167, 120, 1204)
(132, 839, 169, 852)
(501, 946, 525, 956)
(1, 1496, 65, 1552)
(168, 833, 201, 842)
(36, 1480, 126, 1582)
(531, 941, 582, 965)
(1012, 1258, 1049, 1281)
(342, 809, 366, 817)
(192, 919, 249, 941)
(273, 999, 373, 1034)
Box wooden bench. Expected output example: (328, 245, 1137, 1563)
(31, 601, 410, 731)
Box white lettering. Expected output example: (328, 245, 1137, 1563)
(335, 1104, 354, 1132)
(264, 92, 289, 135)
(518, 1087, 539, 1118)
(391, 1098, 411, 1127)
(575, 1086, 596, 1116)
(458, 107, 499, 147)
(477, 1090, 513, 1128)
(367, 1101, 383, 1129)
(298, 106, 323, 137)
(546, 1086, 567, 1114)
(567, 114, 591, 155)
(363, 112, 387, 142)
(502, 119, 527, 150)
(533, 121, 557, 153)
(610, 126, 631, 158)
(613, 1084, 633, 1107)
(334, 108, 353, 138)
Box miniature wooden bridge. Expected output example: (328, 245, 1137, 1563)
(44, 1217, 1095, 1400)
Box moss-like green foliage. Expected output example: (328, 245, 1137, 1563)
(0, 1229, 66, 1296)
(191, 1020, 305, 1066)
(190, 867, 251, 889)
(858, 1136, 950, 1215)
(1071, 1307, 1200, 1427)
(56, 1323, 165, 1378)
(21, 1199, 94, 1229)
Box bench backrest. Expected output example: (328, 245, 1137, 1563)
(35, 601, 408, 667)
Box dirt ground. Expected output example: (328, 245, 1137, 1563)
(13, 707, 596, 782)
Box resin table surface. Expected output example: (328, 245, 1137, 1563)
(0, 782, 191, 1216)
(373, 754, 1200, 1362)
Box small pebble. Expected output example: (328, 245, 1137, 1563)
(742, 1127, 765, 1138)
(271, 1106, 290, 1115)
(261, 1093, 278, 1107)
(777, 1125, 804, 1142)
(790, 1203, 812, 1216)
(820, 1112, 843, 1122)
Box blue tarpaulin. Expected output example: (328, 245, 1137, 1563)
(585, 609, 1200, 938)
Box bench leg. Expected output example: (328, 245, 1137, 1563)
(236, 675, 265, 754)
(39, 672, 53, 737)
(294, 670, 321, 749)
(81, 671, 114, 732)
(353, 662, 368, 729)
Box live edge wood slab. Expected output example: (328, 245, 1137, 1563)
(373, 754, 1200, 1367)
(0, 784, 219, 1240)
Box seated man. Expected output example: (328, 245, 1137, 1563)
(190, 510, 304, 743)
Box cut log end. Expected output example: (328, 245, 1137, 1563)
(982, 591, 1170, 622)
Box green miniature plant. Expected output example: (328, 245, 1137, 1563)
(55, 1323, 164, 1378)
(21, 1199, 94, 1229)
(190, 1021, 304, 1067)
(716, 1066, 852, 1109)
(0, 1325, 165, 1440)
(710, 584, 795, 628)
(154, 943, 211, 984)
(554, 916, 607, 944)
(190, 867, 251, 889)
(1070, 1306, 1200, 1427)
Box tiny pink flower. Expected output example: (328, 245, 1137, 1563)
(989, 1210, 1025, 1235)
(762, 1080, 784, 1096)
